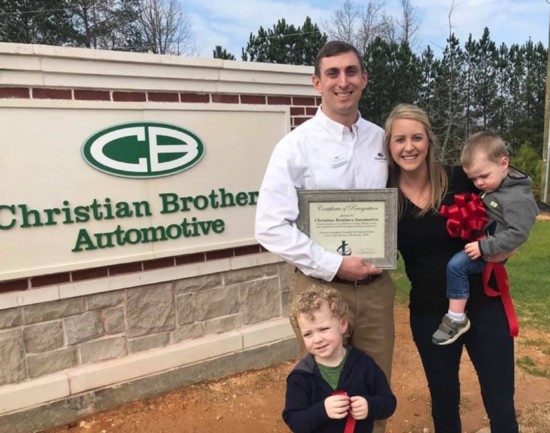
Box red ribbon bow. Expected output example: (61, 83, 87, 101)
(331, 391, 356, 433)
(441, 192, 518, 337)
(440, 192, 488, 241)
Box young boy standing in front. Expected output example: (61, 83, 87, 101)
(283, 287, 396, 433)
(432, 131, 539, 345)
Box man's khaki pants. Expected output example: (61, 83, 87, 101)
(289, 270, 396, 433)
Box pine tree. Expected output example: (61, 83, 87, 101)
(417, 45, 440, 116)
(470, 28, 499, 130)
(241, 17, 327, 65)
(213, 45, 236, 60)
(362, 38, 421, 126)
(0, 0, 76, 45)
(430, 34, 466, 162)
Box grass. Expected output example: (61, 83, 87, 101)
(518, 401, 550, 433)
(506, 220, 550, 331)
(389, 219, 550, 332)
(388, 255, 409, 305)
(516, 356, 549, 378)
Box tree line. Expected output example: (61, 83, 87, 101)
(0, 0, 197, 55)
(0, 0, 546, 192)
(229, 12, 546, 194)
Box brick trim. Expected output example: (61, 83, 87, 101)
(147, 92, 179, 102)
(0, 87, 30, 98)
(32, 88, 72, 100)
(74, 89, 111, 101)
(0, 244, 266, 294)
(180, 93, 210, 103)
(112, 91, 147, 102)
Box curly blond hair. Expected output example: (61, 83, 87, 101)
(289, 287, 348, 330)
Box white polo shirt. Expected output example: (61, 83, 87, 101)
(255, 107, 388, 281)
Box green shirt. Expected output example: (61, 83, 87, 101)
(317, 347, 349, 390)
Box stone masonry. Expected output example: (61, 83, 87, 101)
(0, 263, 291, 387)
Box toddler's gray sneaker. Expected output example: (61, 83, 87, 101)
(432, 315, 471, 345)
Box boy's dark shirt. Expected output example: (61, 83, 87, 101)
(282, 346, 396, 433)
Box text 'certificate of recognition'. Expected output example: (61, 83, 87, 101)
(297, 189, 397, 269)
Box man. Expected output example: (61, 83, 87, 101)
(255, 41, 395, 433)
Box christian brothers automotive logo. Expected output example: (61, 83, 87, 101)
(82, 122, 204, 178)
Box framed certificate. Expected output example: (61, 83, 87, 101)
(296, 189, 398, 269)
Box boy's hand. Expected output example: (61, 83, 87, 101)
(464, 241, 481, 260)
(324, 394, 350, 419)
(349, 395, 368, 420)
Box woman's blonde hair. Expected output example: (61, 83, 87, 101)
(383, 103, 448, 218)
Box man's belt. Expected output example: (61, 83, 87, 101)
(332, 274, 382, 286)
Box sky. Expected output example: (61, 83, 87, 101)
(183, 0, 549, 58)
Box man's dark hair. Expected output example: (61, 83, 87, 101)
(314, 40, 364, 77)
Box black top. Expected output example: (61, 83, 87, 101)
(397, 166, 495, 316)
(283, 346, 396, 433)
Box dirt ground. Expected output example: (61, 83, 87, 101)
(43, 301, 549, 433)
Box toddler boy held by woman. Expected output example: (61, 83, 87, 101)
(432, 131, 539, 345)
(282, 287, 396, 433)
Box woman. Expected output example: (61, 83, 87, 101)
(384, 104, 519, 433)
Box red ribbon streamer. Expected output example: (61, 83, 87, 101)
(482, 263, 519, 336)
(441, 193, 519, 337)
(331, 391, 356, 433)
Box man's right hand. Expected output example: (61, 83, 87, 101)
(335, 256, 383, 282)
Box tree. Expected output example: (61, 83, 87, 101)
(323, 0, 420, 56)
(0, 0, 198, 54)
(136, 0, 197, 55)
(505, 43, 525, 149)
(431, 33, 466, 162)
(513, 143, 543, 195)
(69, 0, 141, 50)
(468, 28, 498, 130)
(490, 42, 510, 137)
(521, 40, 547, 154)
(242, 17, 327, 65)
(417, 45, 440, 113)
(396, 0, 420, 48)
(502, 40, 546, 155)
(323, 0, 387, 56)
(0, 0, 75, 45)
(213, 45, 235, 60)
(362, 38, 421, 125)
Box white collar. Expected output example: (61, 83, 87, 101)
(315, 106, 360, 139)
